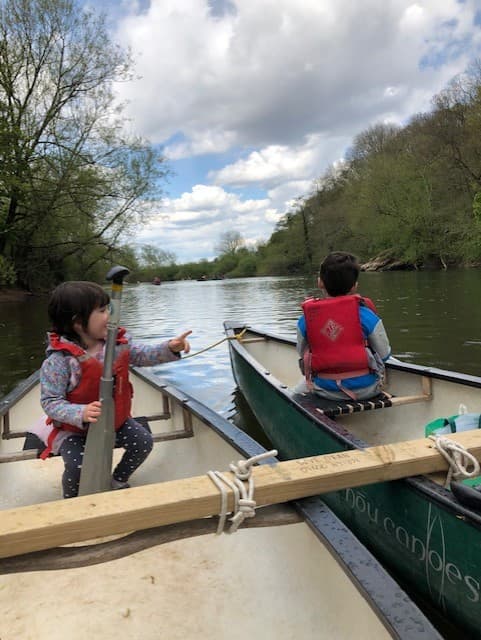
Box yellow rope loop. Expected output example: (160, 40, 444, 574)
(180, 327, 248, 360)
(234, 327, 248, 341)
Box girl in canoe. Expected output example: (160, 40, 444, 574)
(33, 281, 191, 498)
(295, 251, 391, 401)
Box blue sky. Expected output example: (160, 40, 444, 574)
(93, 0, 481, 263)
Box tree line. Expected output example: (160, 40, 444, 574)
(3, 1, 481, 290)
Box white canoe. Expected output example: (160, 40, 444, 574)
(0, 367, 441, 639)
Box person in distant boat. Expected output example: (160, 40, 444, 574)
(294, 251, 391, 400)
(33, 281, 191, 498)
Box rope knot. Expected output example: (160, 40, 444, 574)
(229, 459, 251, 480)
(207, 449, 278, 534)
(429, 435, 480, 488)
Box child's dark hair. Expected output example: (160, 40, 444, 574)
(320, 252, 360, 296)
(48, 281, 110, 341)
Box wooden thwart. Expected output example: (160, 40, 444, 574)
(1, 429, 481, 560)
(389, 375, 432, 407)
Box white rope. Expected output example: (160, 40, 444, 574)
(206, 470, 240, 535)
(207, 450, 278, 534)
(429, 435, 480, 488)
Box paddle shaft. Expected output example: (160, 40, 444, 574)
(78, 267, 130, 496)
(2, 429, 481, 558)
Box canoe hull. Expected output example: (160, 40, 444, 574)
(226, 323, 481, 638)
(0, 365, 441, 640)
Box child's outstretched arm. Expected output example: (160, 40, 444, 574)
(129, 330, 193, 366)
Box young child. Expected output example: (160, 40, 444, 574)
(35, 280, 192, 498)
(294, 251, 391, 400)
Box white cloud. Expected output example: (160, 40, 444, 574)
(166, 184, 270, 213)
(135, 185, 275, 261)
(115, 0, 480, 148)
(267, 180, 314, 210)
(209, 134, 344, 189)
(165, 130, 238, 160)
(109, 0, 481, 261)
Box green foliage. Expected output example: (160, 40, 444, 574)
(0, 0, 168, 290)
(228, 253, 258, 277)
(254, 67, 481, 273)
(0, 255, 16, 287)
(473, 192, 481, 222)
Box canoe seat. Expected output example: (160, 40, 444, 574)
(297, 377, 432, 418)
(297, 393, 394, 418)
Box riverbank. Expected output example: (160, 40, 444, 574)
(0, 288, 36, 302)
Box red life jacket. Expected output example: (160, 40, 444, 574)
(301, 295, 377, 380)
(41, 330, 133, 458)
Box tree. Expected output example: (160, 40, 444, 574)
(139, 244, 176, 268)
(214, 230, 245, 256)
(0, 0, 168, 288)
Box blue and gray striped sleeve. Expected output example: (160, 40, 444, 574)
(360, 307, 391, 361)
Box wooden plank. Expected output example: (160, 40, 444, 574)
(421, 376, 432, 397)
(388, 375, 432, 406)
(390, 393, 431, 406)
(2, 429, 481, 559)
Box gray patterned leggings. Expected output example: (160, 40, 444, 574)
(59, 418, 154, 498)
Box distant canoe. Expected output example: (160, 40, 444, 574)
(0, 368, 440, 639)
(152, 276, 161, 285)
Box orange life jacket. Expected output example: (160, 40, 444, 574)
(40, 329, 132, 458)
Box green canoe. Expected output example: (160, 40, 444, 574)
(225, 321, 481, 639)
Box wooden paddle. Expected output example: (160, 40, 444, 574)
(2, 429, 481, 559)
(78, 266, 130, 496)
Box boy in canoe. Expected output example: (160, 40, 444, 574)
(294, 251, 391, 400)
(32, 281, 191, 498)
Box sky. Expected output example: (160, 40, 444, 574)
(93, 0, 481, 263)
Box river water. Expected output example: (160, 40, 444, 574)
(2, 270, 481, 406)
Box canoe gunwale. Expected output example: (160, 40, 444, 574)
(0, 369, 40, 417)
(223, 320, 481, 388)
(223, 321, 481, 530)
(0, 504, 302, 575)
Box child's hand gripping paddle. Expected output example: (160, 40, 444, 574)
(78, 266, 130, 496)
